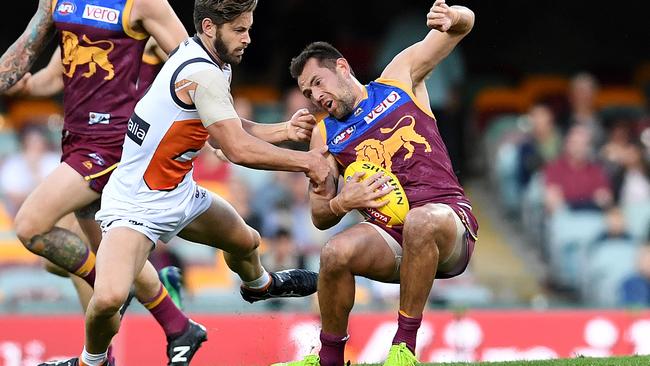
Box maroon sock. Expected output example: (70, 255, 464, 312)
(141, 285, 189, 339)
(392, 312, 422, 353)
(319, 331, 348, 366)
(70, 248, 96, 287)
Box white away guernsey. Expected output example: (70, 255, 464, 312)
(102, 36, 235, 210)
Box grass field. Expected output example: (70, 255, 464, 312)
(360, 355, 650, 365)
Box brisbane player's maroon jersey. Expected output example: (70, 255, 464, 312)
(52, 0, 148, 136)
(319, 78, 478, 242)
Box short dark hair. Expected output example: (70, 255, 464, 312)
(193, 0, 257, 33)
(289, 41, 348, 79)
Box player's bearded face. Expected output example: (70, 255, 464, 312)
(329, 71, 356, 119)
(214, 30, 243, 65)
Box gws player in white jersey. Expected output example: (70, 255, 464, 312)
(41, 0, 331, 365)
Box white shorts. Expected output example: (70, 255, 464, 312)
(96, 185, 213, 244)
(362, 203, 467, 283)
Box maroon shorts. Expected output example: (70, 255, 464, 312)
(375, 201, 479, 279)
(61, 130, 124, 194)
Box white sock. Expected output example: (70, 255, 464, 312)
(243, 270, 271, 289)
(81, 347, 108, 366)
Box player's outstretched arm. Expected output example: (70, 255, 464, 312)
(381, 0, 474, 91)
(0, 0, 55, 92)
(240, 108, 317, 145)
(133, 0, 188, 54)
(6, 47, 64, 97)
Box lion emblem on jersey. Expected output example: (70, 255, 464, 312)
(61, 31, 115, 80)
(354, 115, 432, 170)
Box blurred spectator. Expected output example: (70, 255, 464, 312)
(544, 125, 612, 213)
(617, 143, 650, 207)
(517, 103, 562, 188)
(593, 206, 633, 243)
(262, 227, 300, 272)
(620, 244, 650, 306)
(0, 124, 59, 216)
(261, 227, 300, 311)
(226, 175, 263, 233)
(193, 143, 231, 183)
(564, 72, 605, 148)
(599, 119, 635, 186)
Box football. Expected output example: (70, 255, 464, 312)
(343, 161, 410, 227)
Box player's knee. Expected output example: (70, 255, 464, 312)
(91, 290, 128, 316)
(14, 213, 48, 250)
(320, 236, 353, 274)
(405, 205, 453, 236)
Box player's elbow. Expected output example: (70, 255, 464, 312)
(311, 212, 337, 230)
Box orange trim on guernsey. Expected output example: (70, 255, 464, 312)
(122, 0, 148, 40)
(142, 53, 162, 66)
(375, 78, 435, 119)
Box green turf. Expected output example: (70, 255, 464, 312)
(359, 355, 650, 366)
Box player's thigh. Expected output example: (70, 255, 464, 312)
(15, 162, 100, 236)
(404, 203, 461, 263)
(93, 227, 153, 303)
(74, 199, 103, 252)
(322, 223, 398, 282)
(177, 193, 254, 253)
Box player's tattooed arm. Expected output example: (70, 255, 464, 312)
(0, 0, 55, 92)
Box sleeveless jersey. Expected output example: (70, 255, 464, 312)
(52, 0, 148, 136)
(102, 36, 232, 209)
(136, 51, 164, 100)
(321, 79, 473, 227)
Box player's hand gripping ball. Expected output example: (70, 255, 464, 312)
(343, 161, 409, 227)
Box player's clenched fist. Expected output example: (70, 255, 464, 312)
(427, 0, 460, 32)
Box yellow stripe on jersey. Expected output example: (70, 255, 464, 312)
(317, 120, 327, 145)
(375, 78, 436, 119)
(51, 0, 58, 15)
(122, 0, 148, 40)
(142, 52, 162, 66)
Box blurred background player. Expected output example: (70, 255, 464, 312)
(277, 1, 476, 365)
(0, 0, 207, 365)
(7, 38, 187, 309)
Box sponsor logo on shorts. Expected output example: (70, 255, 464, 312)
(128, 219, 144, 226)
(127, 115, 150, 146)
(364, 91, 400, 124)
(332, 126, 355, 145)
(362, 208, 392, 225)
(82, 4, 120, 24)
(82, 160, 93, 170)
(57, 2, 76, 15)
(88, 152, 106, 166)
(89, 112, 110, 125)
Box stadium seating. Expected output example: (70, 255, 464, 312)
(546, 209, 606, 289)
(581, 238, 638, 307)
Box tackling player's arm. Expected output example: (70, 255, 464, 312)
(309, 126, 392, 230)
(380, 0, 474, 106)
(239, 108, 316, 144)
(6, 47, 64, 97)
(131, 0, 188, 54)
(187, 70, 330, 189)
(0, 0, 55, 92)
